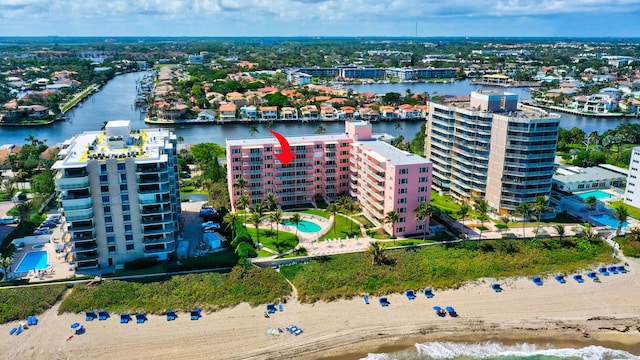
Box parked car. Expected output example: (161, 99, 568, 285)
(39, 221, 58, 228)
(199, 206, 216, 217)
(0, 216, 18, 225)
(33, 228, 52, 235)
(201, 221, 220, 229)
(47, 215, 61, 223)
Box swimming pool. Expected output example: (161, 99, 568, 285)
(591, 214, 629, 229)
(15, 251, 49, 273)
(32, 244, 45, 250)
(576, 190, 615, 200)
(282, 219, 322, 233)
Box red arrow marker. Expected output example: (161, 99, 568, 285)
(269, 130, 295, 165)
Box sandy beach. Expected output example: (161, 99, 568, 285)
(1, 257, 639, 360)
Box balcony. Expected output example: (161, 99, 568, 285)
(142, 215, 171, 225)
(64, 208, 94, 222)
(73, 241, 97, 252)
(145, 242, 175, 254)
(75, 251, 99, 261)
(55, 175, 90, 190)
(136, 164, 168, 173)
(139, 184, 170, 194)
(138, 174, 169, 184)
(68, 221, 94, 232)
(366, 161, 385, 174)
(141, 205, 171, 214)
(142, 225, 174, 235)
(139, 193, 171, 205)
(144, 235, 170, 244)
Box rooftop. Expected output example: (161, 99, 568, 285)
(52, 120, 175, 169)
(553, 166, 626, 184)
(226, 133, 351, 147)
(357, 140, 430, 166)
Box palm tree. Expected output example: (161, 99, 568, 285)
(626, 227, 640, 242)
(315, 125, 326, 134)
(223, 212, 239, 242)
(553, 224, 565, 242)
(289, 213, 302, 239)
(235, 195, 250, 215)
(613, 205, 629, 237)
(326, 203, 339, 235)
(0, 256, 13, 281)
(249, 124, 260, 137)
(251, 204, 266, 218)
(499, 216, 510, 232)
(532, 195, 551, 238)
(415, 203, 437, 241)
(233, 177, 248, 195)
(584, 195, 597, 225)
(367, 241, 387, 265)
(474, 199, 489, 226)
(269, 210, 284, 244)
(516, 202, 531, 238)
(249, 212, 263, 246)
(394, 122, 403, 135)
(383, 210, 400, 240)
(263, 193, 277, 211)
(347, 201, 361, 235)
(202, 179, 215, 205)
(457, 204, 470, 231)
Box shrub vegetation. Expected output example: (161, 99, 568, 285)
(0, 285, 67, 323)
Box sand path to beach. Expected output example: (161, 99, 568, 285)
(1, 258, 639, 360)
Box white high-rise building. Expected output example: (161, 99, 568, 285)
(624, 147, 640, 208)
(53, 120, 181, 270)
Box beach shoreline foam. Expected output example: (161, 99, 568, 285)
(1, 257, 639, 360)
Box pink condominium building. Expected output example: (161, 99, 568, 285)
(226, 121, 432, 237)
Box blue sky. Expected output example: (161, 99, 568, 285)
(0, 0, 638, 37)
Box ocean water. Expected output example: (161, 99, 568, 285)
(361, 341, 640, 360)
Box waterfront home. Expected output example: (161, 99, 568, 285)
(240, 105, 258, 120)
(319, 106, 336, 121)
(358, 107, 380, 121)
(226, 92, 247, 106)
(259, 106, 278, 121)
(379, 106, 398, 120)
(219, 103, 237, 121)
(198, 110, 216, 121)
(300, 105, 319, 120)
(398, 104, 420, 119)
(338, 106, 355, 120)
(157, 103, 188, 121)
(0, 104, 50, 122)
(280, 107, 298, 121)
(572, 94, 617, 113)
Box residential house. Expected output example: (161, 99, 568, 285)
(300, 105, 319, 121)
(240, 105, 258, 120)
(259, 106, 278, 121)
(219, 103, 237, 121)
(280, 107, 298, 121)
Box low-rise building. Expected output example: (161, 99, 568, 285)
(553, 166, 626, 193)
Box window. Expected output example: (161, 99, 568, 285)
(101, 185, 109, 193)
(100, 164, 107, 174)
(107, 236, 115, 243)
(124, 224, 132, 231)
(123, 214, 131, 221)
(117, 163, 126, 171)
(418, 177, 429, 183)
(418, 186, 428, 192)
(106, 226, 114, 233)
(396, 227, 405, 233)
(125, 234, 133, 241)
(120, 173, 127, 182)
(126, 244, 134, 251)
(418, 196, 427, 202)
(416, 224, 424, 231)
(232, 148, 240, 154)
(398, 207, 406, 213)
(398, 188, 407, 194)
(122, 204, 130, 212)
(102, 195, 110, 204)
(120, 184, 128, 191)
(398, 178, 408, 184)
(99, 175, 108, 183)
(419, 167, 429, 173)
(399, 168, 409, 175)
(103, 205, 111, 214)
(105, 216, 113, 224)
(121, 194, 129, 202)
(398, 198, 407, 204)
(108, 246, 116, 254)
(398, 217, 406, 223)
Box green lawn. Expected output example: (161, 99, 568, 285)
(301, 209, 329, 218)
(609, 201, 640, 220)
(320, 214, 360, 240)
(430, 191, 462, 218)
(245, 227, 299, 254)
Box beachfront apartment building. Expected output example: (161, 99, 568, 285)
(226, 121, 432, 237)
(624, 147, 640, 208)
(426, 91, 560, 215)
(53, 120, 181, 270)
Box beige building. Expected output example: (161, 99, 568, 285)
(53, 121, 181, 270)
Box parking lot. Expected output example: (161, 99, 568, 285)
(0, 201, 18, 242)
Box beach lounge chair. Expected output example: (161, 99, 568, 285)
(405, 290, 416, 300)
(363, 295, 369, 304)
(85, 311, 97, 321)
(555, 275, 566, 284)
(266, 303, 277, 314)
(532, 276, 543, 286)
(617, 265, 628, 273)
(573, 274, 584, 283)
(14, 326, 22, 335)
(27, 316, 38, 326)
(433, 306, 446, 317)
(423, 288, 434, 298)
(98, 310, 109, 320)
(75, 325, 85, 335)
(379, 297, 390, 307)
(190, 308, 201, 320)
(9, 327, 17, 335)
(598, 267, 610, 276)
(445, 306, 458, 317)
(136, 314, 147, 323)
(491, 283, 502, 292)
(278, 304, 283, 312)
(120, 313, 132, 324)
(294, 327, 303, 336)
(166, 310, 177, 321)
(608, 266, 619, 275)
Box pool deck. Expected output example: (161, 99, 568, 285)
(7, 241, 76, 282)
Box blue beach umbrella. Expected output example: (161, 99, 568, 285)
(70, 322, 81, 329)
(432, 306, 442, 312)
(445, 306, 455, 313)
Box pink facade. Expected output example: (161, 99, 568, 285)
(226, 121, 432, 237)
